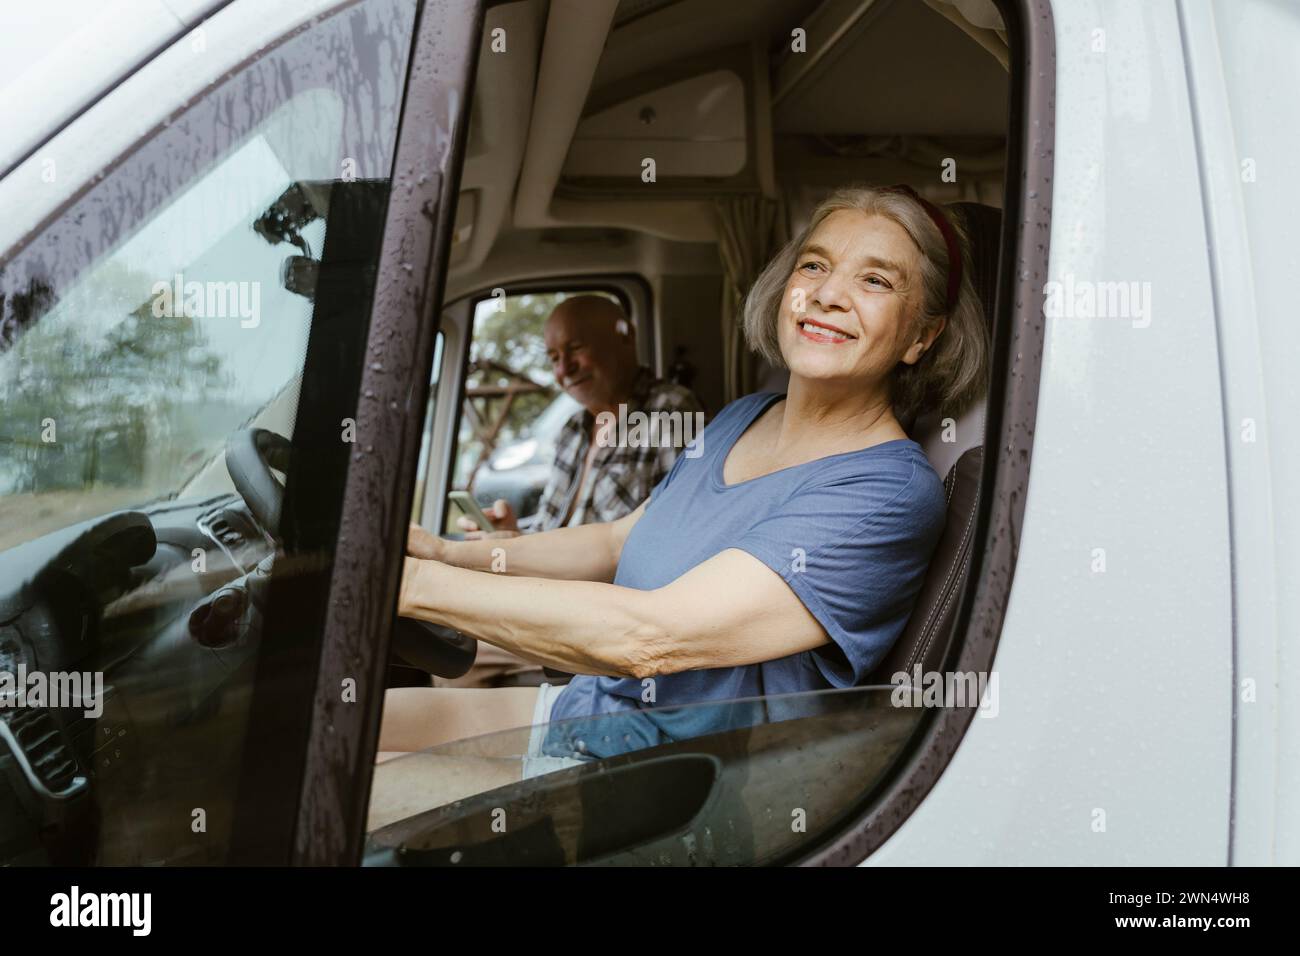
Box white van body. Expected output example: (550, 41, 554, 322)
(1, 0, 1294, 866)
(870, 0, 1298, 867)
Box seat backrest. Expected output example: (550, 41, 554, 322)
(867, 443, 983, 682)
(866, 200, 1000, 684)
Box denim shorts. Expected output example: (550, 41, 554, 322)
(522, 682, 588, 780)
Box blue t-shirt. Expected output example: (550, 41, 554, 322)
(543, 391, 946, 759)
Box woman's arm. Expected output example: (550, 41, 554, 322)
(408, 501, 646, 583)
(398, 547, 829, 678)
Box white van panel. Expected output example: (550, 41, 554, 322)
(869, 0, 1234, 865)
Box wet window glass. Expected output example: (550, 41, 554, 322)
(0, 0, 418, 864)
(366, 686, 928, 866)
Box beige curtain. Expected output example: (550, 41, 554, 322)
(715, 195, 787, 403)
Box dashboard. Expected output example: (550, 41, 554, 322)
(0, 494, 272, 864)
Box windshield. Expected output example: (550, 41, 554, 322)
(0, 94, 335, 549)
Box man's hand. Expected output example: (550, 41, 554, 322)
(456, 498, 521, 538)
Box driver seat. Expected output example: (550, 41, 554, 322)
(865, 201, 1000, 684)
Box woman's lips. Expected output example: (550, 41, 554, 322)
(797, 318, 856, 343)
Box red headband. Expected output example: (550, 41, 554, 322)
(881, 184, 962, 312)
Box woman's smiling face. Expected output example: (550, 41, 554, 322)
(777, 209, 928, 388)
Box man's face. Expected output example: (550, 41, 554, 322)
(543, 302, 636, 412)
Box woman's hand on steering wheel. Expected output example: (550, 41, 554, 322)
(396, 526, 479, 678)
(397, 554, 430, 620)
(406, 523, 445, 561)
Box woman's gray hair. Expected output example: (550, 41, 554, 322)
(742, 184, 989, 425)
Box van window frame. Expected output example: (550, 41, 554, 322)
(288, 0, 486, 866)
(312, 0, 1055, 866)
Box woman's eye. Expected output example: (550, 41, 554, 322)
(799, 261, 824, 274)
(863, 274, 890, 290)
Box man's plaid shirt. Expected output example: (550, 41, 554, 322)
(533, 367, 705, 530)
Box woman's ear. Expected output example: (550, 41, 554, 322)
(902, 316, 947, 365)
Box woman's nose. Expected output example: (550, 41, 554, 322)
(812, 269, 853, 312)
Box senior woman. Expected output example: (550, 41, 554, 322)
(371, 184, 988, 824)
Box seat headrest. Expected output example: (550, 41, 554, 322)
(908, 201, 1000, 478)
(946, 201, 1001, 331)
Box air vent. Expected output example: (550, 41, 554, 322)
(202, 507, 248, 549)
(3, 706, 80, 793)
(1, 631, 80, 792)
(207, 516, 244, 548)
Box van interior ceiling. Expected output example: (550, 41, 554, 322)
(446, 0, 1009, 414)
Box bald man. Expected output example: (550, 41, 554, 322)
(444, 294, 704, 686)
(467, 295, 704, 532)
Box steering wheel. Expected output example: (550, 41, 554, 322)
(225, 428, 292, 537)
(222, 428, 477, 679)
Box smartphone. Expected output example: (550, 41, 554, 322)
(448, 490, 495, 532)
